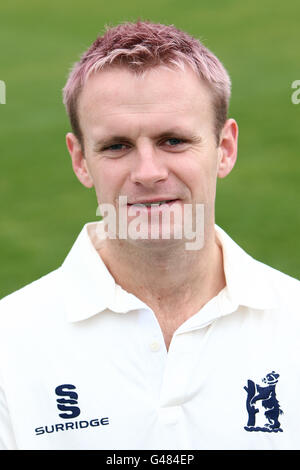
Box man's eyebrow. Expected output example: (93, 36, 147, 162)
(93, 129, 201, 150)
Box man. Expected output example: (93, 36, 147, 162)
(0, 20, 299, 450)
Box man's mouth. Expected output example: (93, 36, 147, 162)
(129, 199, 178, 207)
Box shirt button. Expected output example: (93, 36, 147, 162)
(149, 341, 161, 352)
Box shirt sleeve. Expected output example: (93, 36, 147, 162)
(0, 379, 17, 450)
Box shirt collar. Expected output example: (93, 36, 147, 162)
(215, 225, 278, 311)
(60, 222, 278, 323)
(60, 222, 147, 323)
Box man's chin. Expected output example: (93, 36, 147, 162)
(123, 233, 187, 251)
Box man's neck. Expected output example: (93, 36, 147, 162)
(89, 224, 226, 349)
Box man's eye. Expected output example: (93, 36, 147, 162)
(104, 143, 128, 151)
(101, 138, 186, 153)
(164, 138, 185, 146)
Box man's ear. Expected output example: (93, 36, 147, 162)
(66, 132, 94, 188)
(217, 119, 238, 178)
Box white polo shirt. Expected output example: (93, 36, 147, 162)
(0, 222, 300, 450)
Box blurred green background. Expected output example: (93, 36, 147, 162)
(0, 0, 299, 298)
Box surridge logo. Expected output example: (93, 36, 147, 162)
(55, 384, 81, 419)
(34, 383, 110, 436)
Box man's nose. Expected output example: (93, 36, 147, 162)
(130, 147, 169, 187)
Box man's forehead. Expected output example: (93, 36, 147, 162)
(79, 65, 212, 110)
(77, 65, 215, 139)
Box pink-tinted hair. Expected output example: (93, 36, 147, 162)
(62, 20, 231, 145)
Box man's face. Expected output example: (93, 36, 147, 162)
(67, 65, 237, 245)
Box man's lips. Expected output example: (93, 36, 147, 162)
(125, 199, 182, 215)
(127, 198, 180, 206)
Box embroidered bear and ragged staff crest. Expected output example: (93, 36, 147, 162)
(244, 371, 283, 432)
